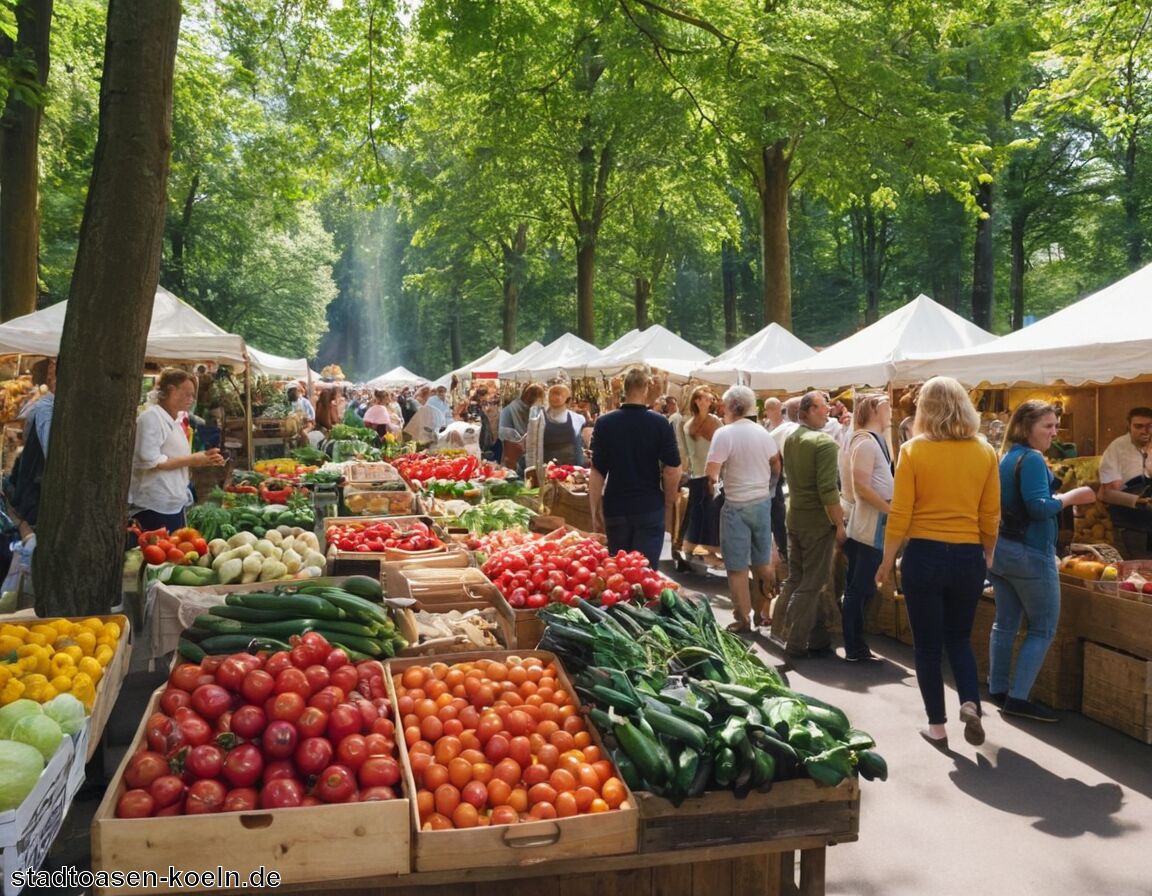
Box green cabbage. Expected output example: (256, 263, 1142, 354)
(0, 740, 45, 810)
(43, 693, 87, 736)
(0, 699, 43, 739)
(11, 714, 63, 761)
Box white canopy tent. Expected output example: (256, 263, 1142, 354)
(691, 323, 816, 386)
(581, 324, 711, 380)
(897, 263, 1152, 388)
(248, 346, 311, 382)
(495, 341, 544, 373)
(0, 285, 248, 365)
(750, 295, 997, 391)
(498, 333, 608, 381)
(364, 365, 428, 391)
(430, 346, 514, 389)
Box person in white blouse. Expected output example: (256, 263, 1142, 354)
(129, 369, 225, 532)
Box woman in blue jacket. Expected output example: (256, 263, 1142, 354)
(989, 401, 1096, 721)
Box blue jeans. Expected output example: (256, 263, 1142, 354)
(604, 508, 666, 569)
(987, 538, 1060, 700)
(900, 539, 986, 724)
(842, 538, 881, 658)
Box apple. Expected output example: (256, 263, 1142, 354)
(1141, 583, 1152, 595)
(1120, 581, 1138, 592)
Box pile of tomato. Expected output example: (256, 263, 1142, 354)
(480, 534, 676, 609)
(395, 656, 629, 830)
(115, 633, 402, 817)
(131, 525, 210, 566)
(325, 519, 443, 554)
(393, 452, 507, 488)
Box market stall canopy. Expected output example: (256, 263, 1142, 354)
(248, 346, 311, 381)
(0, 285, 248, 365)
(499, 333, 608, 381)
(498, 341, 544, 372)
(749, 295, 997, 392)
(896, 264, 1152, 387)
(690, 323, 816, 386)
(364, 365, 427, 390)
(430, 346, 514, 388)
(582, 324, 711, 379)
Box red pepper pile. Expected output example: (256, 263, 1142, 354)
(392, 452, 507, 487)
(131, 524, 210, 566)
(481, 533, 675, 609)
(115, 633, 401, 817)
(258, 478, 296, 504)
(546, 463, 588, 481)
(326, 519, 443, 553)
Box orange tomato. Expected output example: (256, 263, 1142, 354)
(528, 782, 558, 806)
(458, 705, 480, 729)
(442, 719, 464, 737)
(490, 805, 519, 825)
(459, 730, 481, 752)
(459, 748, 485, 765)
(508, 736, 532, 768)
(426, 812, 453, 831)
(576, 764, 601, 790)
(401, 666, 426, 690)
(572, 731, 591, 749)
(581, 745, 602, 763)
(396, 694, 415, 716)
(493, 758, 522, 786)
(487, 777, 512, 806)
(416, 788, 435, 822)
(591, 760, 614, 784)
(472, 762, 494, 784)
(506, 709, 535, 737)
(549, 768, 576, 793)
(507, 786, 529, 813)
(555, 791, 579, 818)
(429, 661, 449, 680)
(419, 715, 444, 742)
(549, 731, 576, 753)
(433, 736, 463, 765)
(523, 763, 550, 786)
(448, 757, 474, 789)
(535, 720, 560, 740)
(573, 785, 597, 812)
(423, 763, 449, 790)
(529, 801, 557, 820)
(409, 751, 431, 776)
(589, 798, 610, 813)
(507, 665, 528, 686)
(403, 725, 421, 748)
(415, 698, 438, 720)
(452, 802, 479, 828)
(535, 744, 560, 771)
(425, 679, 447, 700)
(602, 777, 626, 809)
(557, 753, 583, 777)
(487, 661, 508, 681)
(434, 783, 461, 817)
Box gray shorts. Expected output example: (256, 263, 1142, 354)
(720, 498, 774, 571)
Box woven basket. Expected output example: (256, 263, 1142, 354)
(1068, 542, 1123, 565)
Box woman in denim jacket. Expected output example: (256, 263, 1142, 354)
(989, 401, 1096, 722)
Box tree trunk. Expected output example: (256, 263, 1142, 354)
(575, 219, 596, 342)
(862, 204, 881, 325)
(721, 239, 738, 347)
(34, 0, 182, 616)
(1009, 211, 1027, 331)
(501, 223, 527, 350)
(758, 140, 792, 330)
(1123, 134, 1143, 269)
(634, 277, 651, 330)
(168, 170, 199, 295)
(448, 291, 463, 370)
(0, 0, 53, 321)
(971, 178, 995, 331)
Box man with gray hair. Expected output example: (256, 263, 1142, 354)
(705, 385, 781, 632)
(774, 390, 844, 658)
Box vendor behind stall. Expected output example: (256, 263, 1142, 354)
(128, 368, 226, 533)
(1098, 405, 1152, 559)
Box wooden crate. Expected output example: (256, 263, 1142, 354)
(91, 687, 411, 893)
(635, 778, 859, 854)
(390, 568, 517, 652)
(387, 649, 639, 873)
(325, 515, 452, 577)
(544, 482, 594, 533)
(514, 610, 545, 650)
(1081, 642, 1152, 744)
(863, 583, 898, 639)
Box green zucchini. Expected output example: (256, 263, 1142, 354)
(209, 605, 293, 623)
(312, 589, 390, 627)
(198, 633, 292, 654)
(178, 638, 207, 662)
(226, 591, 346, 620)
(640, 702, 708, 753)
(613, 717, 673, 787)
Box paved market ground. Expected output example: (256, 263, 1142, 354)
(35, 551, 1152, 896)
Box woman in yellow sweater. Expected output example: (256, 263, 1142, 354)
(876, 377, 1000, 750)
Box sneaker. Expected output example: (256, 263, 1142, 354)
(1001, 697, 1059, 723)
(845, 650, 882, 663)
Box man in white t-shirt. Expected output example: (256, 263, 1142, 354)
(705, 385, 781, 633)
(1099, 405, 1152, 558)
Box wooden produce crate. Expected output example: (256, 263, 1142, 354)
(513, 609, 545, 651)
(635, 778, 860, 855)
(390, 567, 517, 652)
(387, 649, 639, 873)
(0, 734, 75, 896)
(91, 687, 411, 894)
(543, 481, 594, 533)
(1081, 642, 1152, 744)
(862, 582, 899, 639)
(324, 515, 449, 577)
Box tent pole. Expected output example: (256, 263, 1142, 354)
(245, 360, 253, 468)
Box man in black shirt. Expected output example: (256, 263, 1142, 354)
(588, 365, 682, 568)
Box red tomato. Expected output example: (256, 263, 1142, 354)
(327, 705, 363, 744)
(222, 787, 259, 812)
(275, 667, 311, 697)
(159, 687, 191, 716)
(358, 785, 397, 801)
(175, 713, 213, 748)
(123, 750, 169, 791)
(230, 705, 267, 741)
(185, 779, 226, 814)
(215, 657, 250, 693)
(358, 756, 401, 789)
(295, 706, 329, 739)
(169, 663, 204, 693)
(315, 764, 357, 803)
(336, 734, 369, 771)
(262, 759, 297, 783)
(303, 665, 331, 694)
(268, 691, 306, 723)
(142, 544, 167, 566)
(262, 720, 299, 760)
(260, 778, 304, 809)
(308, 685, 345, 714)
(264, 651, 294, 678)
(222, 743, 264, 788)
(294, 737, 334, 776)
(185, 744, 225, 780)
(190, 684, 232, 720)
(149, 775, 187, 810)
(364, 733, 392, 756)
(324, 648, 350, 672)
(116, 789, 156, 818)
(330, 665, 359, 695)
(240, 669, 276, 705)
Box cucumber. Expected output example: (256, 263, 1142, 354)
(226, 591, 346, 620)
(640, 703, 709, 753)
(178, 638, 207, 662)
(209, 605, 294, 623)
(193, 614, 246, 633)
(613, 717, 673, 787)
(340, 575, 384, 600)
(312, 589, 390, 627)
(198, 633, 292, 654)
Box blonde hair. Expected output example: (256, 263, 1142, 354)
(913, 376, 980, 441)
(853, 393, 889, 429)
(622, 365, 652, 395)
(547, 384, 570, 405)
(157, 368, 196, 397)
